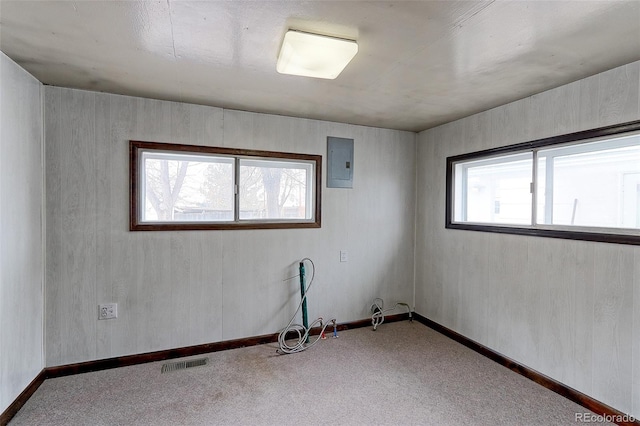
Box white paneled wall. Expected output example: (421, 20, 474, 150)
(0, 53, 44, 413)
(44, 87, 416, 366)
(415, 61, 640, 417)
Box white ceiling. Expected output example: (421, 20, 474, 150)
(1, 1, 639, 132)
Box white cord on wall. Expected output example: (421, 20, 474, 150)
(371, 298, 412, 330)
(277, 258, 337, 354)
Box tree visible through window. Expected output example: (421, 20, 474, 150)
(130, 141, 321, 230)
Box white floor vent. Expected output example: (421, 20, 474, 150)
(161, 357, 208, 373)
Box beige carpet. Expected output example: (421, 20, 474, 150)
(10, 321, 607, 425)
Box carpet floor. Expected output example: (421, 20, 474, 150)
(9, 321, 607, 425)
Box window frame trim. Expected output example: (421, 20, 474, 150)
(445, 119, 640, 246)
(130, 140, 322, 231)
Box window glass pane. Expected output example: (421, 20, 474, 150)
(537, 134, 640, 229)
(454, 153, 532, 225)
(142, 152, 234, 222)
(239, 159, 312, 220)
(131, 141, 321, 230)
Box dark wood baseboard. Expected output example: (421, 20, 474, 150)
(413, 313, 639, 426)
(0, 370, 46, 426)
(44, 313, 408, 378)
(7, 313, 634, 426)
(0, 312, 404, 425)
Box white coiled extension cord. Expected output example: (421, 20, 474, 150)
(371, 298, 412, 330)
(277, 258, 337, 354)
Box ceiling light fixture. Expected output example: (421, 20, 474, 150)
(276, 30, 358, 80)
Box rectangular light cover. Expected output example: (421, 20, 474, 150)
(277, 30, 358, 79)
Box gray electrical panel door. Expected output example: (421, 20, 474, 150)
(327, 137, 354, 188)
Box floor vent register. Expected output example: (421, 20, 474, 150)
(161, 357, 209, 373)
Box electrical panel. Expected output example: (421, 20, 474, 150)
(327, 136, 354, 188)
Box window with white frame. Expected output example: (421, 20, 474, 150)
(447, 121, 640, 245)
(130, 141, 321, 230)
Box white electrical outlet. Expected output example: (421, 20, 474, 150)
(340, 250, 348, 262)
(98, 303, 117, 320)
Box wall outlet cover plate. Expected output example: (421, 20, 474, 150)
(99, 303, 117, 320)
